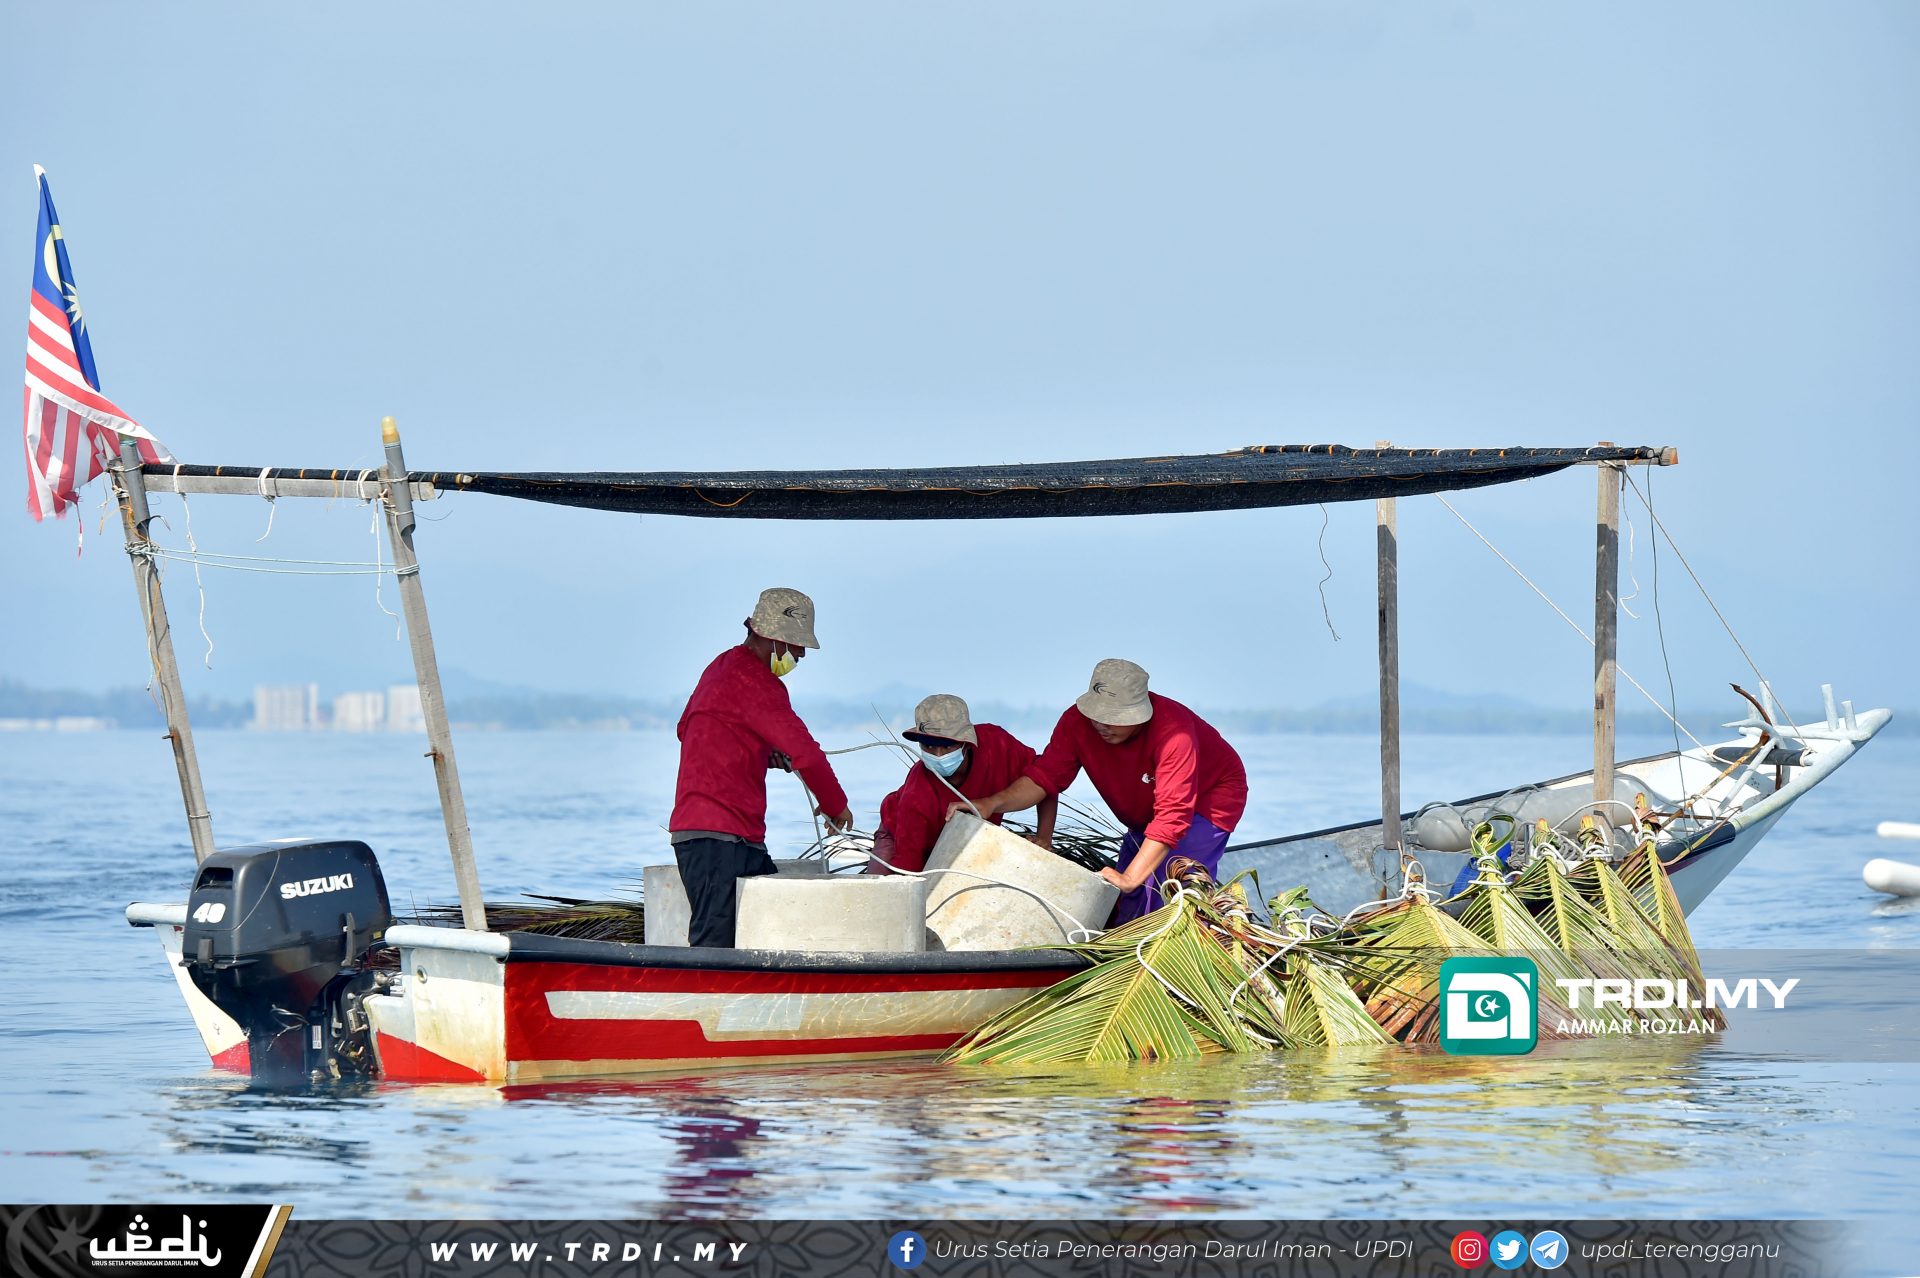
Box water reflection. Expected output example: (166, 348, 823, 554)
(446, 1039, 1744, 1216)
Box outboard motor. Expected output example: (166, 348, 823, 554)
(182, 839, 395, 1082)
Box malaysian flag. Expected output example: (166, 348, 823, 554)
(23, 165, 171, 521)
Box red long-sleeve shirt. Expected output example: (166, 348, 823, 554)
(669, 645, 849, 843)
(1024, 694, 1247, 845)
(875, 723, 1037, 872)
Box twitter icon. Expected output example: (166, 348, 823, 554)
(1490, 1231, 1529, 1270)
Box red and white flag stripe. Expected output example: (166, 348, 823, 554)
(22, 285, 169, 521)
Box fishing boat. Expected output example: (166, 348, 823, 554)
(110, 439, 1887, 1082)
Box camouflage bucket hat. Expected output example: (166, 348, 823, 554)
(749, 587, 820, 648)
(903, 693, 978, 746)
(1074, 658, 1153, 726)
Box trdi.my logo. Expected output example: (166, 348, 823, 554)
(1439, 957, 1539, 1055)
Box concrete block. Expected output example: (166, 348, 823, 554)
(923, 813, 1119, 951)
(737, 874, 930, 953)
(642, 858, 833, 947)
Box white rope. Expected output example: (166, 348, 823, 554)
(153, 548, 402, 568)
(150, 551, 394, 577)
(1618, 497, 1642, 620)
(369, 485, 402, 639)
(173, 464, 215, 667)
(1621, 470, 1805, 740)
(254, 468, 277, 542)
(1433, 493, 1712, 756)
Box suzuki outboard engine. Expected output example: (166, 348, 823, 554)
(182, 839, 395, 1082)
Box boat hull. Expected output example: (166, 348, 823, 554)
(361, 931, 1080, 1082)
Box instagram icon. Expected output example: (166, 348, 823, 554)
(1451, 1231, 1490, 1267)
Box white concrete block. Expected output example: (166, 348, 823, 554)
(642, 859, 834, 947)
(923, 813, 1119, 951)
(737, 874, 930, 953)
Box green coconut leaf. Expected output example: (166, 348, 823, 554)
(1338, 896, 1493, 1043)
(947, 899, 1279, 1065)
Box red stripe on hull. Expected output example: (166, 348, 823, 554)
(211, 1042, 250, 1073)
(503, 961, 1072, 1066)
(375, 1030, 488, 1082)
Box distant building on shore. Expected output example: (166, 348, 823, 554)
(252, 683, 320, 731)
(387, 684, 425, 734)
(0, 716, 115, 731)
(333, 690, 387, 733)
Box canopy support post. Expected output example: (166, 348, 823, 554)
(114, 439, 217, 865)
(1593, 450, 1621, 817)
(379, 418, 488, 932)
(1376, 441, 1402, 860)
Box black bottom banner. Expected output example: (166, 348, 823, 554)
(0, 1212, 1881, 1278)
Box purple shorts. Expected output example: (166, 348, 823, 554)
(1111, 813, 1230, 925)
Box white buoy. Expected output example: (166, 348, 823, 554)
(1863, 858, 1920, 897)
(1877, 821, 1920, 840)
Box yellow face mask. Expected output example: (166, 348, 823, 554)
(769, 649, 798, 679)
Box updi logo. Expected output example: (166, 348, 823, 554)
(887, 1231, 926, 1269)
(1439, 957, 1538, 1055)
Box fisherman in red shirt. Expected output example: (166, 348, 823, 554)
(867, 694, 1057, 874)
(669, 587, 854, 947)
(957, 658, 1247, 925)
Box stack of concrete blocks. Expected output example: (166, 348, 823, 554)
(643, 815, 1118, 954)
(922, 813, 1118, 951)
(642, 860, 929, 953)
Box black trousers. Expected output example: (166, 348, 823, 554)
(674, 838, 777, 948)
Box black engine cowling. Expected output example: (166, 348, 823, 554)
(182, 838, 394, 1081)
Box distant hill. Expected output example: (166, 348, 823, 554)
(0, 676, 1905, 737)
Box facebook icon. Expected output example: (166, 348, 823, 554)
(887, 1230, 927, 1269)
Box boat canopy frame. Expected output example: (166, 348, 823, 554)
(112, 434, 1678, 933)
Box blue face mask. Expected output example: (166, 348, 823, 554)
(920, 746, 967, 779)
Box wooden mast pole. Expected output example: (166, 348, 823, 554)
(1593, 446, 1622, 818)
(379, 417, 488, 932)
(115, 439, 218, 864)
(1376, 440, 1402, 857)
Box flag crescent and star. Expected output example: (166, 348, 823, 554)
(22, 165, 172, 522)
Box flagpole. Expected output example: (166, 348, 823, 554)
(115, 438, 218, 864)
(378, 417, 488, 932)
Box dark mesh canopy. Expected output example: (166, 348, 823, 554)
(152, 444, 1673, 521)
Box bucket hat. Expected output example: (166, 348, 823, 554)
(1074, 658, 1154, 727)
(902, 693, 978, 746)
(749, 587, 820, 649)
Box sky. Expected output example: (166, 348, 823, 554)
(3, 2, 1916, 729)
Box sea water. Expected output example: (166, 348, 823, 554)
(1, 727, 1915, 1228)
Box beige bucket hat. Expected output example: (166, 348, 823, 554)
(903, 693, 978, 746)
(1075, 658, 1154, 727)
(748, 587, 820, 649)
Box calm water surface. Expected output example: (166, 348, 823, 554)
(2, 727, 1916, 1229)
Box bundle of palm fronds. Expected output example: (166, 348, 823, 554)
(948, 860, 1392, 1065)
(399, 892, 648, 942)
(999, 817, 1122, 872)
(945, 821, 1721, 1065)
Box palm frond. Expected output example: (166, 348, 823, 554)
(947, 899, 1269, 1064)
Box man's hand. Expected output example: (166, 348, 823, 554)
(821, 807, 855, 832)
(1099, 866, 1139, 892)
(768, 750, 795, 773)
(1025, 831, 1053, 852)
(946, 795, 998, 823)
